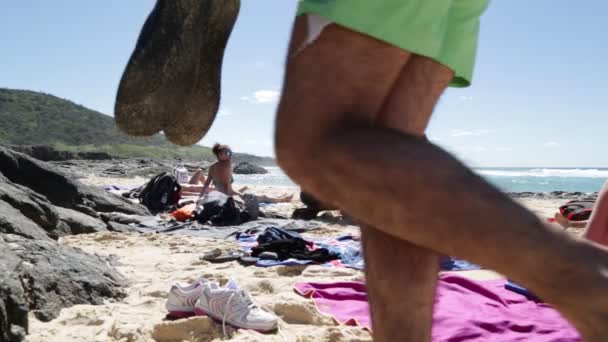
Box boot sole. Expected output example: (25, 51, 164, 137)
(115, 0, 240, 145)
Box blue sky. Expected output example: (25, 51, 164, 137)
(1, 0, 606, 167)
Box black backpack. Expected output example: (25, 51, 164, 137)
(138, 172, 181, 214)
(559, 200, 595, 221)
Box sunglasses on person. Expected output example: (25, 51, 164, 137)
(221, 149, 232, 156)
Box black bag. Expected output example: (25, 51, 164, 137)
(195, 191, 257, 226)
(559, 200, 595, 221)
(138, 172, 181, 214)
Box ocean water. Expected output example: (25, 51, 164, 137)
(236, 167, 608, 193)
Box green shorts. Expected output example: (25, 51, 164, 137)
(297, 0, 489, 87)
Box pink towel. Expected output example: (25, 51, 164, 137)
(294, 274, 581, 341)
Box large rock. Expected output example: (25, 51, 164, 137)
(1, 234, 126, 322)
(55, 206, 108, 235)
(0, 147, 149, 216)
(233, 162, 268, 175)
(0, 200, 52, 241)
(0, 242, 28, 342)
(0, 174, 59, 236)
(106, 221, 139, 233)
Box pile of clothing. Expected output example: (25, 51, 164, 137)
(202, 227, 339, 266)
(250, 227, 338, 263)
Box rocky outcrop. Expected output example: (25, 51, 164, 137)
(55, 207, 108, 235)
(0, 200, 52, 241)
(0, 234, 126, 323)
(0, 243, 28, 342)
(1, 144, 113, 162)
(0, 174, 59, 235)
(0, 147, 146, 340)
(0, 147, 149, 216)
(233, 162, 268, 175)
(106, 221, 139, 233)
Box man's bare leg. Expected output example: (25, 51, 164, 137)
(276, 18, 608, 341)
(362, 57, 454, 341)
(280, 18, 439, 340)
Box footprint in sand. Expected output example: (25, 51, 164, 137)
(93, 233, 128, 242)
(324, 327, 372, 342)
(276, 265, 307, 277)
(255, 280, 276, 294)
(242, 280, 276, 295)
(152, 316, 224, 341)
(253, 269, 274, 278)
(108, 322, 148, 342)
(273, 301, 333, 326)
(190, 259, 208, 266)
(144, 289, 168, 299)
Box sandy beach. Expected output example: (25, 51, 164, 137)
(24, 176, 581, 342)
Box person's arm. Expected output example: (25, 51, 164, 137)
(199, 175, 213, 198)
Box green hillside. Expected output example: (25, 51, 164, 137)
(0, 88, 174, 146)
(0, 88, 274, 164)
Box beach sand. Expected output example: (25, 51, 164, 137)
(25, 177, 581, 342)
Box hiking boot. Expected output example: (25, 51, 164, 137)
(115, 0, 240, 145)
(194, 280, 278, 334)
(165, 278, 208, 316)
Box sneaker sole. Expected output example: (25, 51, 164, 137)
(194, 307, 277, 333)
(115, 0, 240, 145)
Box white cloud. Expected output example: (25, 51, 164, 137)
(459, 95, 474, 101)
(450, 129, 495, 137)
(254, 61, 266, 69)
(543, 141, 560, 148)
(241, 90, 280, 104)
(495, 147, 513, 152)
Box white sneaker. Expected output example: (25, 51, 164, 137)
(194, 280, 278, 334)
(165, 278, 208, 315)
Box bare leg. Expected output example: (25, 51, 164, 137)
(279, 17, 445, 341)
(254, 194, 293, 203)
(584, 181, 608, 246)
(276, 17, 608, 341)
(188, 168, 206, 184)
(363, 57, 454, 341)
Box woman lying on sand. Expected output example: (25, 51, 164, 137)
(182, 144, 293, 203)
(553, 181, 608, 246)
